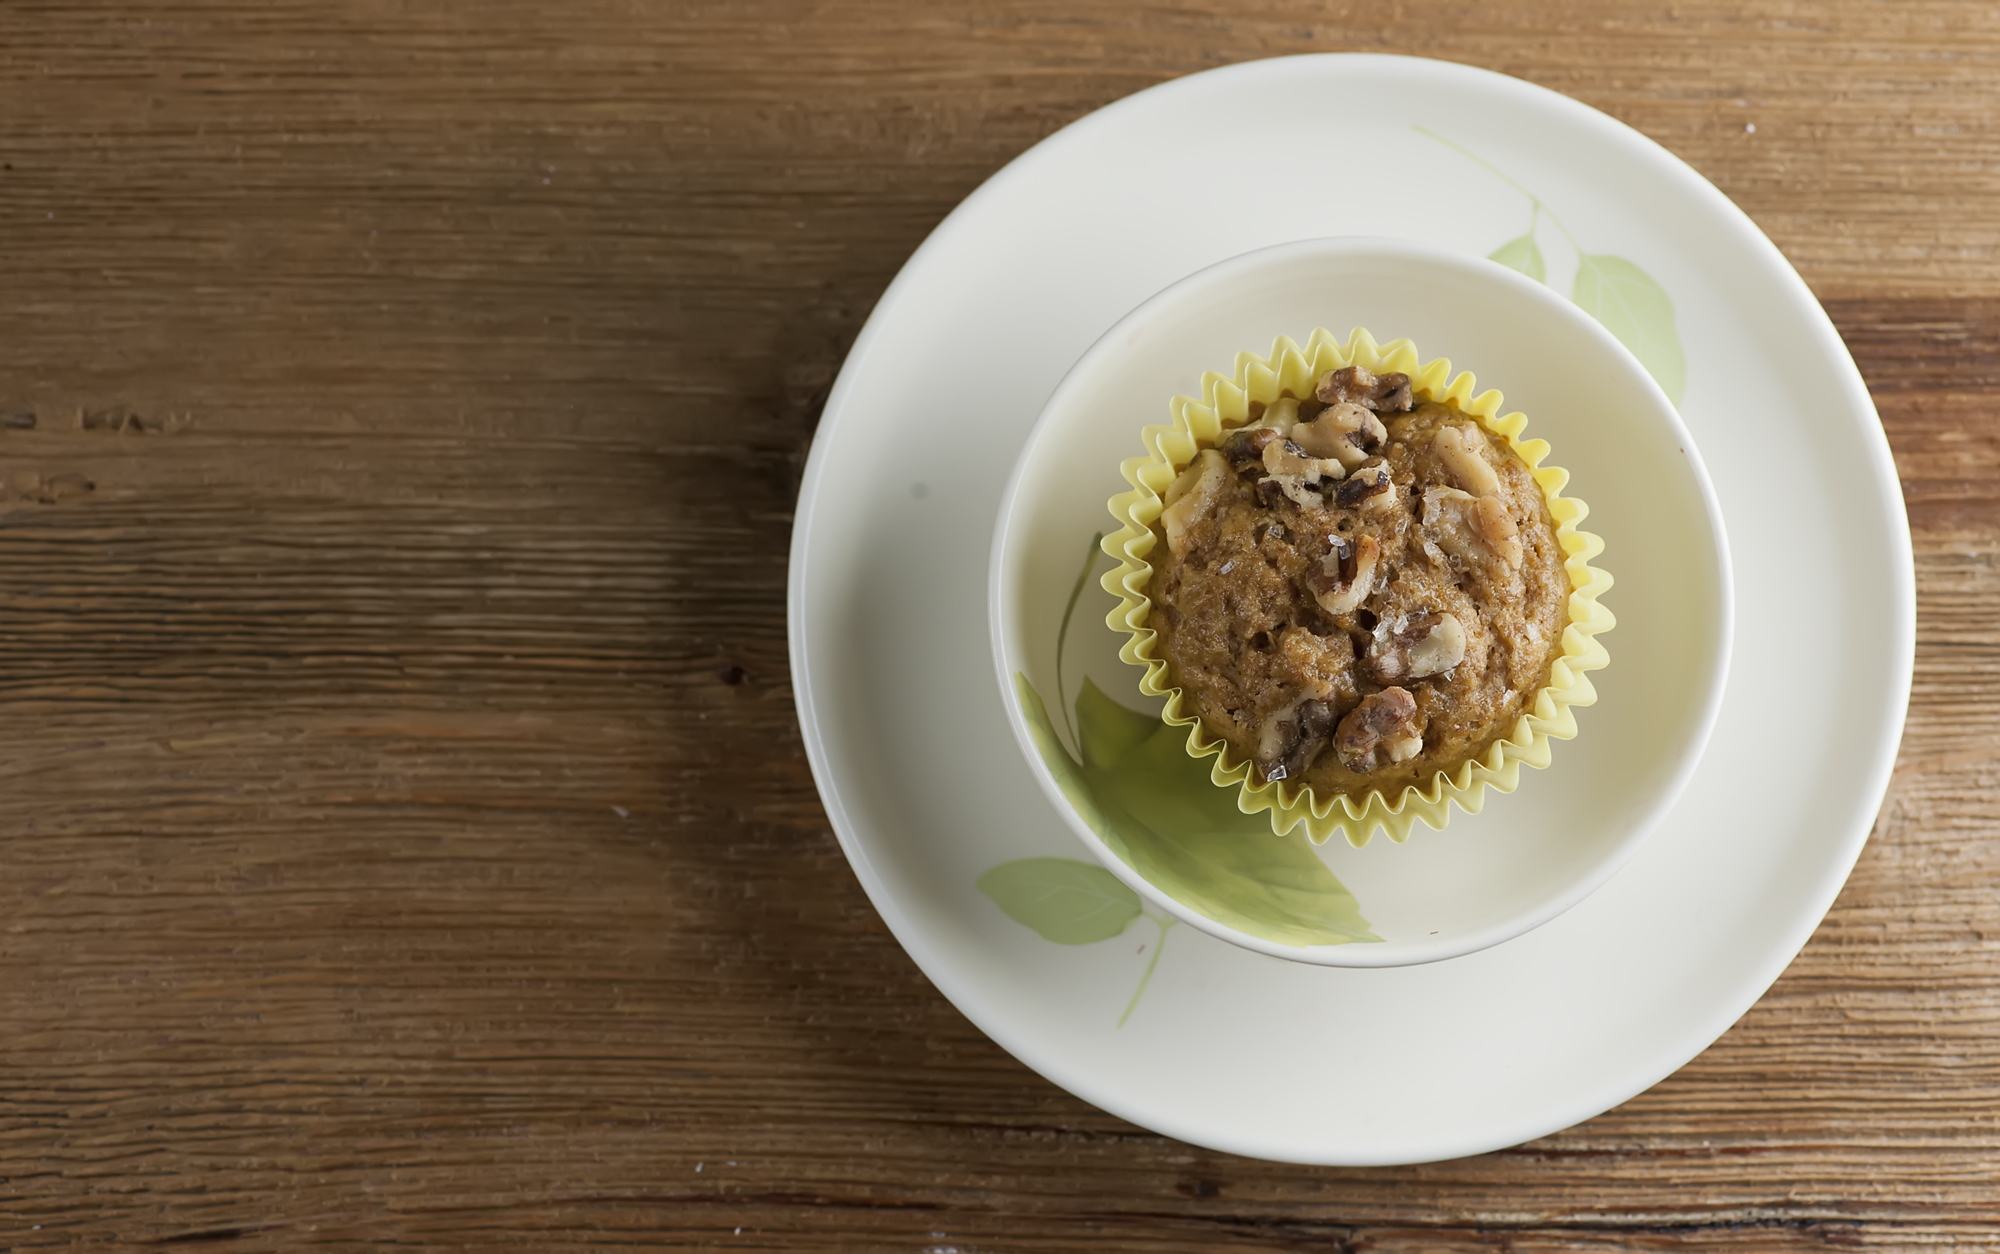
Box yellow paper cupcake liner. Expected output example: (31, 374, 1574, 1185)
(1102, 327, 1614, 847)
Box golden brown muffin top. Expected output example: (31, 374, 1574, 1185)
(1150, 366, 1570, 796)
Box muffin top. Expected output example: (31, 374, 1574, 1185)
(1149, 365, 1571, 797)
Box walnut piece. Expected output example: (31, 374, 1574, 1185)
(1406, 612, 1468, 677)
(1432, 424, 1502, 497)
(1308, 532, 1379, 615)
(1427, 426, 1522, 570)
(1422, 485, 1522, 572)
(1315, 365, 1415, 414)
(1160, 449, 1230, 555)
(1370, 611, 1467, 682)
(1251, 397, 1303, 434)
(1291, 400, 1387, 470)
(1256, 628, 1354, 781)
(1334, 686, 1424, 773)
(1257, 694, 1339, 783)
(1224, 397, 1309, 461)
(1259, 437, 1347, 507)
(1220, 424, 1284, 468)
(1472, 495, 1523, 570)
(1333, 457, 1396, 513)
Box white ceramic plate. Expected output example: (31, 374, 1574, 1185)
(789, 54, 1912, 1164)
(990, 237, 1732, 968)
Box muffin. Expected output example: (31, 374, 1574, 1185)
(1103, 329, 1612, 845)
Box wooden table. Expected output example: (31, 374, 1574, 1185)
(0, 2, 1990, 1247)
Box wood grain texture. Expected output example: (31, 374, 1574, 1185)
(0, 1, 1994, 1247)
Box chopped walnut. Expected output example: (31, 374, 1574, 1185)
(1407, 613, 1468, 677)
(1421, 486, 1477, 557)
(1369, 611, 1467, 683)
(1421, 485, 1521, 571)
(1251, 397, 1303, 435)
(1163, 447, 1215, 506)
(1315, 364, 1415, 414)
(1307, 532, 1379, 615)
(1257, 694, 1339, 783)
(1432, 424, 1502, 498)
(1160, 449, 1231, 555)
(1472, 495, 1523, 570)
(1292, 401, 1388, 470)
(1334, 686, 1424, 773)
(1220, 424, 1284, 469)
(1428, 425, 1521, 570)
(1333, 457, 1396, 513)
(1258, 437, 1347, 508)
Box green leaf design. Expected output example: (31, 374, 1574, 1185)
(1488, 232, 1546, 283)
(1572, 253, 1687, 405)
(977, 857, 1142, 945)
(1014, 675, 1128, 861)
(1014, 673, 1380, 948)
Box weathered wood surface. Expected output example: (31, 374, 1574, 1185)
(1, 1, 1996, 1247)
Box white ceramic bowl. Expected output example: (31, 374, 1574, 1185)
(989, 236, 1732, 968)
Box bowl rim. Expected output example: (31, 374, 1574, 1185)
(986, 234, 1735, 968)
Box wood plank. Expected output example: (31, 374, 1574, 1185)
(2, 0, 1998, 1247)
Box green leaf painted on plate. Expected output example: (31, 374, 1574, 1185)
(1014, 672, 1380, 948)
(1014, 673, 1131, 865)
(1572, 253, 1687, 405)
(1076, 675, 1154, 774)
(1488, 232, 1546, 283)
(976, 857, 1143, 945)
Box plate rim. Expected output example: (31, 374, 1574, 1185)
(787, 51, 1915, 1164)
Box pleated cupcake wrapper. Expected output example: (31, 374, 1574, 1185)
(1102, 327, 1615, 847)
